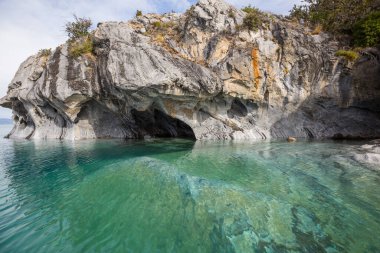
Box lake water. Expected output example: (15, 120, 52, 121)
(0, 124, 379, 253)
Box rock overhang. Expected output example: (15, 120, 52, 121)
(1, 0, 380, 140)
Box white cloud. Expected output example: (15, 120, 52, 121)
(0, 0, 300, 118)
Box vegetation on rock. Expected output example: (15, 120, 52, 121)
(353, 11, 380, 47)
(335, 50, 360, 62)
(38, 48, 52, 57)
(152, 21, 162, 29)
(65, 15, 94, 58)
(136, 10, 143, 17)
(242, 5, 264, 31)
(228, 8, 235, 19)
(4, 0, 380, 142)
(68, 36, 94, 58)
(311, 24, 323, 35)
(37, 48, 52, 67)
(146, 18, 179, 45)
(290, 0, 380, 47)
(184, 6, 195, 19)
(65, 15, 92, 41)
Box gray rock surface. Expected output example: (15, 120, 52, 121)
(1, 0, 380, 140)
(353, 140, 380, 167)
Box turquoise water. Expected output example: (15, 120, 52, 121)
(0, 125, 380, 253)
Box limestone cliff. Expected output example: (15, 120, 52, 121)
(1, 0, 380, 140)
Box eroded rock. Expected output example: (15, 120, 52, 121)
(1, 0, 380, 140)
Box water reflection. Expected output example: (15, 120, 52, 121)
(0, 125, 380, 252)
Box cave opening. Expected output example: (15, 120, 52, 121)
(131, 108, 196, 140)
(228, 98, 248, 118)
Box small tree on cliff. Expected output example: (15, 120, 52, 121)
(65, 15, 94, 58)
(242, 5, 264, 31)
(65, 15, 92, 41)
(136, 10, 143, 17)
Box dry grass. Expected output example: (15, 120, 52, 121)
(335, 50, 359, 62)
(154, 34, 165, 43)
(69, 36, 94, 58)
(311, 24, 323, 35)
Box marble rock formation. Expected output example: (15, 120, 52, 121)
(1, 0, 380, 140)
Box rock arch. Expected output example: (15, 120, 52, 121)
(131, 108, 196, 140)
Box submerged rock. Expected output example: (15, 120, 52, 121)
(1, 0, 380, 140)
(120, 157, 342, 252)
(354, 140, 380, 167)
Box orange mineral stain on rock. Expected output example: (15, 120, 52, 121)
(251, 48, 261, 91)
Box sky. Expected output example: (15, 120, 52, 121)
(0, 0, 302, 118)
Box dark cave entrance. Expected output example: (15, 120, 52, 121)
(227, 98, 248, 118)
(131, 108, 196, 140)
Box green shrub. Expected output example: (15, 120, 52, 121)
(162, 21, 176, 29)
(289, 4, 309, 21)
(228, 8, 235, 19)
(152, 21, 162, 29)
(69, 36, 94, 58)
(243, 13, 260, 31)
(65, 15, 92, 41)
(242, 5, 259, 14)
(289, 0, 376, 34)
(242, 5, 263, 31)
(136, 10, 142, 17)
(335, 50, 360, 61)
(353, 11, 380, 47)
(38, 48, 52, 57)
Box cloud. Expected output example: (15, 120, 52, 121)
(0, 0, 300, 118)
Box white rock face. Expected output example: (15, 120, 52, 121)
(1, 0, 380, 140)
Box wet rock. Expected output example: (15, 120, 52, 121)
(354, 141, 380, 167)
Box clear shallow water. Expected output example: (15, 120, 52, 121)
(0, 125, 379, 253)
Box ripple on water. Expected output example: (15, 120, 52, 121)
(0, 125, 380, 252)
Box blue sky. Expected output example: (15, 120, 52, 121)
(0, 0, 302, 118)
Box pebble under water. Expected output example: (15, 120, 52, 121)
(0, 125, 379, 253)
